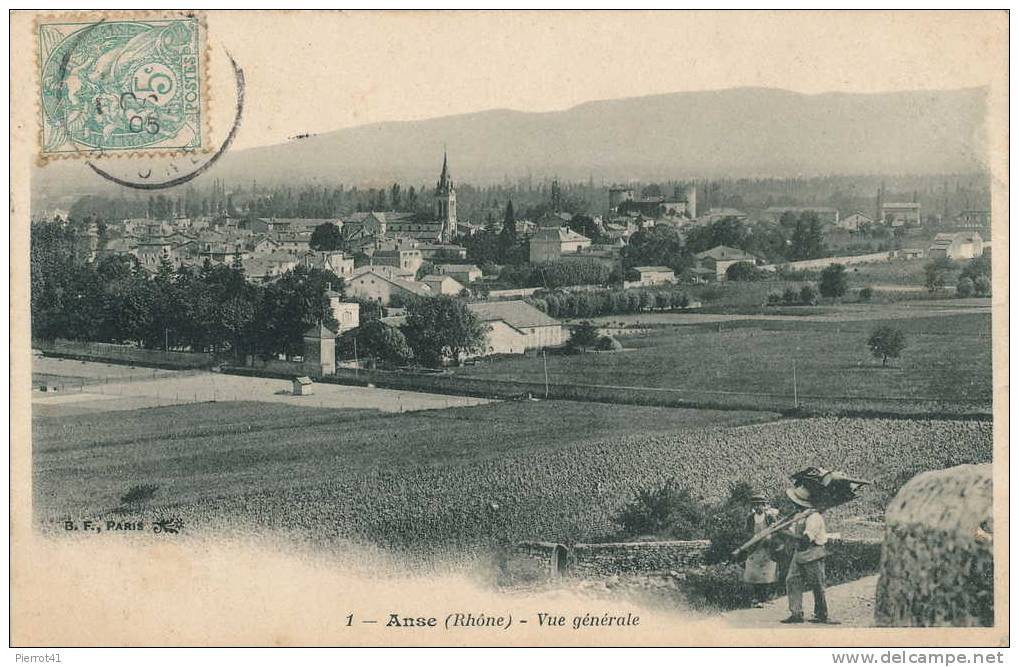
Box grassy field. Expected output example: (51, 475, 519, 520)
(33, 400, 991, 554)
(34, 400, 775, 520)
(460, 309, 992, 413)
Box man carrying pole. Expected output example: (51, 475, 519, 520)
(780, 482, 834, 624)
(730, 467, 871, 626)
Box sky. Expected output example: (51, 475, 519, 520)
(207, 10, 1007, 150)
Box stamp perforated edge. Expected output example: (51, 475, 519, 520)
(34, 10, 212, 165)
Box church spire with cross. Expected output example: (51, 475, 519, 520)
(434, 148, 457, 243)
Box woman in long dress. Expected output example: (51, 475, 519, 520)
(743, 493, 780, 607)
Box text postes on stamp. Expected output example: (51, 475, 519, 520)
(38, 13, 207, 159)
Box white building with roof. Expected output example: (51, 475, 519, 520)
(529, 227, 592, 263)
(346, 266, 432, 306)
(467, 300, 565, 353)
(631, 266, 676, 286)
(928, 232, 984, 261)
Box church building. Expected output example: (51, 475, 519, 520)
(345, 152, 459, 246)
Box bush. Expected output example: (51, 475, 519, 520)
(858, 286, 874, 302)
(799, 284, 818, 305)
(120, 483, 159, 505)
(567, 321, 600, 352)
(682, 563, 752, 609)
(973, 275, 991, 297)
(596, 335, 623, 351)
(615, 478, 706, 540)
(781, 287, 800, 305)
(956, 276, 974, 298)
(766, 291, 783, 306)
(819, 264, 849, 301)
(725, 261, 761, 282)
(703, 481, 757, 564)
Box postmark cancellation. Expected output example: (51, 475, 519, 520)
(36, 12, 208, 160)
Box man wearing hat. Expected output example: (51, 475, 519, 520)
(743, 493, 780, 607)
(780, 482, 835, 624)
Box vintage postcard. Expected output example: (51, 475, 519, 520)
(9, 10, 1009, 650)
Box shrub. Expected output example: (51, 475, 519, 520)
(615, 478, 706, 540)
(595, 335, 623, 351)
(819, 264, 849, 301)
(120, 483, 159, 505)
(799, 284, 818, 305)
(956, 277, 974, 298)
(781, 287, 800, 305)
(567, 321, 600, 352)
(973, 275, 991, 297)
(703, 481, 757, 564)
(725, 261, 761, 282)
(682, 563, 753, 609)
(858, 286, 874, 302)
(766, 291, 783, 306)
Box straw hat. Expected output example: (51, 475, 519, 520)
(785, 484, 815, 508)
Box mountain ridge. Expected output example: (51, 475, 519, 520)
(33, 87, 989, 196)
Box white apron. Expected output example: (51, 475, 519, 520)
(743, 512, 779, 584)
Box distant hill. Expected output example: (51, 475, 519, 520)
(34, 87, 988, 196)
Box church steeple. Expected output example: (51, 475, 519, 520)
(436, 150, 452, 195)
(434, 150, 457, 243)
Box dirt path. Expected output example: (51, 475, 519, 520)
(32, 367, 493, 416)
(723, 575, 879, 628)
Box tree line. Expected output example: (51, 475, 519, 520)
(31, 220, 342, 360)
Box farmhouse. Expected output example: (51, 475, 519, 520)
(435, 263, 482, 284)
(631, 266, 676, 286)
(694, 245, 756, 281)
(529, 227, 592, 263)
(346, 266, 432, 306)
(467, 300, 566, 352)
(881, 202, 921, 227)
(928, 232, 984, 261)
(420, 274, 465, 296)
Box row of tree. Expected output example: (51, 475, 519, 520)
(526, 286, 692, 320)
(31, 221, 342, 359)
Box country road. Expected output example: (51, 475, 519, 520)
(723, 576, 879, 628)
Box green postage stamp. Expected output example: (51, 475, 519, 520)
(37, 13, 207, 159)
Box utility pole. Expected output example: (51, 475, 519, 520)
(542, 348, 550, 399)
(353, 338, 359, 377)
(792, 357, 798, 409)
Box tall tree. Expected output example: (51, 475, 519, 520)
(401, 296, 488, 367)
(818, 264, 849, 302)
(310, 222, 344, 251)
(498, 199, 517, 261)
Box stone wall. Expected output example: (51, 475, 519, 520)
(570, 540, 710, 577)
(875, 463, 993, 627)
(506, 540, 710, 581)
(760, 250, 897, 273)
(35, 338, 214, 369)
